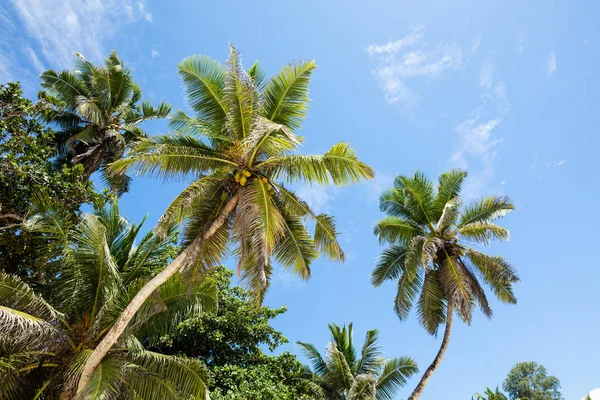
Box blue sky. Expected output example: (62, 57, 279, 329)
(2, 0, 599, 398)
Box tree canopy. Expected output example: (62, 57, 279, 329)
(502, 362, 563, 400)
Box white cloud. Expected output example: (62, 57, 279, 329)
(517, 31, 525, 55)
(545, 49, 557, 76)
(449, 55, 510, 198)
(529, 154, 540, 171)
(367, 26, 468, 110)
(151, 49, 160, 59)
(295, 184, 338, 214)
(24, 46, 45, 73)
(3, 0, 152, 76)
(582, 388, 600, 400)
(546, 159, 566, 167)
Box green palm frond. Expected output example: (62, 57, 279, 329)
(394, 172, 436, 229)
(436, 197, 461, 233)
(371, 245, 409, 287)
(273, 212, 318, 280)
(125, 350, 210, 400)
(348, 374, 377, 400)
(109, 133, 237, 180)
(356, 329, 383, 375)
(224, 44, 257, 140)
(379, 189, 412, 220)
(261, 142, 375, 186)
(465, 250, 518, 304)
(439, 257, 473, 324)
(263, 60, 316, 129)
(297, 342, 329, 377)
(375, 357, 419, 400)
(75, 356, 123, 400)
(459, 196, 514, 227)
(178, 54, 227, 129)
(457, 222, 510, 245)
(326, 343, 354, 391)
(374, 217, 422, 245)
(328, 323, 357, 373)
(432, 169, 467, 220)
(40, 69, 89, 109)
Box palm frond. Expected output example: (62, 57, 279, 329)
(439, 257, 473, 324)
(348, 374, 377, 400)
(297, 342, 329, 377)
(325, 343, 354, 391)
(260, 142, 375, 186)
(375, 357, 419, 400)
(273, 213, 318, 280)
(371, 245, 409, 287)
(262, 60, 316, 129)
(432, 169, 467, 220)
(224, 44, 257, 140)
(457, 222, 510, 245)
(40, 69, 88, 109)
(465, 250, 518, 304)
(459, 196, 514, 227)
(416, 270, 446, 335)
(356, 329, 383, 375)
(109, 133, 237, 181)
(178, 54, 228, 130)
(435, 197, 461, 233)
(374, 217, 422, 245)
(394, 172, 436, 229)
(74, 356, 122, 400)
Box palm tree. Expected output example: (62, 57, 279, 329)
(371, 170, 520, 400)
(474, 387, 509, 400)
(40, 51, 171, 194)
(297, 323, 418, 399)
(75, 44, 374, 393)
(0, 201, 215, 399)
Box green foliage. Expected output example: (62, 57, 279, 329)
(297, 323, 418, 399)
(0, 82, 102, 279)
(473, 387, 509, 400)
(502, 362, 563, 400)
(111, 44, 374, 302)
(0, 201, 215, 399)
(40, 52, 171, 195)
(154, 266, 313, 399)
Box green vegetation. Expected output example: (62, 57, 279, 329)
(503, 362, 563, 400)
(0, 82, 102, 279)
(76, 44, 373, 393)
(155, 266, 313, 399)
(297, 323, 418, 399)
(0, 45, 530, 400)
(371, 170, 519, 399)
(40, 52, 171, 195)
(0, 201, 214, 398)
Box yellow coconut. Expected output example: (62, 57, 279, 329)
(240, 176, 247, 186)
(242, 170, 251, 177)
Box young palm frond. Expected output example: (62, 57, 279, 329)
(371, 170, 519, 400)
(40, 51, 171, 195)
(298, 323, 417, 399)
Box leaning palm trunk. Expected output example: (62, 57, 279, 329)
(76, 193, 239, 394)
(407, 302, 453, 400)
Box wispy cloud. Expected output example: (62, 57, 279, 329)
(151, 49, 160, 59)
(366, 26, 469, 110)
(545, 49, 557, 76)
(1, 0, 152, 86)
(295, 184, 338, 214)
(516, 31, 525, 55)
(449, 53, 509, 197)
(546, 159, 566, 168)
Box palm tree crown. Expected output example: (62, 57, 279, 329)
(298, 323, 418, 400)
(40, 51, 171, 194)
(371, 170, 520, 400)
(0, 201, 215, 399)
(111, 44, 374, 301)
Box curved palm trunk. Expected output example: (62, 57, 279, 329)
(407, 301, 453, 400)
(75, 193, 239, 395)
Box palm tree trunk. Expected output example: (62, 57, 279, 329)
(75, 192, 239, 395)
(407, 301, 453, 400)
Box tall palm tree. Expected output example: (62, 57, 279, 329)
(40, 51, 171, 195)
(75, 44, 374, 393)
(297, 323, 418, 399)
(371, 170, 520, 400)
(0, 201, 215, 399)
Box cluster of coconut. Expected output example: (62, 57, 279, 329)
(234, 170, 274, 192)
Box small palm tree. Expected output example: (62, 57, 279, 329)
(473, 387, 509, 400)
(40, 51, 171, 194)
(298, 323, 418, 399)
(371, 170, 520, 400)
(75, 44, 374, 392)
(0, 202, 215, 399)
